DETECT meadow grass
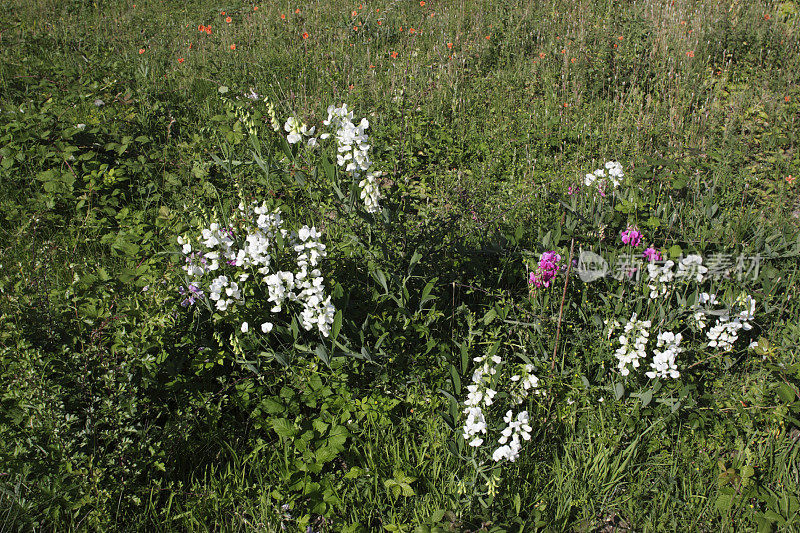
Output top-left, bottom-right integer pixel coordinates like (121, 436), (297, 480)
(1, 0), (799, 530)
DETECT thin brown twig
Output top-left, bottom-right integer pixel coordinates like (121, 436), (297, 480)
(551, 238), (575, 370)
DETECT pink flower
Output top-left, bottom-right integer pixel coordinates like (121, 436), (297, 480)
(529, 251), (563, 288)
(621, 227), (643, 247)
(642, 247), (662, 262)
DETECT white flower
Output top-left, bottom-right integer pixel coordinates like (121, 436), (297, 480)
(284, 116), (303, 144)
(261, 322), (274, 333)
(241, 322), (249, 333)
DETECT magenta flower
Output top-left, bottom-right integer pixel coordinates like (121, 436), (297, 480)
(642, 247), (662, 262)
(529, 251), (563, 288)
(620, 227), (643, 247)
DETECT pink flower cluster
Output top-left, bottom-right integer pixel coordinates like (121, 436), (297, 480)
(642, 247), (662, 262)
(529, 251), (563, 288)
(620, 227), (643, 247)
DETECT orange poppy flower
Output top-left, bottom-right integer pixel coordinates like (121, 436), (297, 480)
(409, 27), (415, 34)
(206, 27), (212, 34)
(539, 52), (545, 58)
(390, 51), (398, 58)
(786, 175), (795, 184)
(399, 27), (403, 31)
(686, 50), (695, 57)
(764, 14), (771, 20)
(349, 84), (355, 90)
(352, 10), (357, 16)
(786, 96), (791, 102)
(570, 57), (576, 63)
(281, 13), (286, 20)
(420, 0), (425, 5)
(485, 35), (490, 40)
(178, 57), (185, 63)
(447, 42), (453, 49)
(221, 11), (225, 15)
(563, 103), (568, 107)
(369, 64), (375, 68)
(295, 8), (300, 13)
(302, 32), (309, 39)
(353, 26), (358, 31)
(254, 6), (258, 11)
(377, 20), (382, 25)
(230, 44), (236, 50)
(198, 24), (205, 32)
(225, 16), (232, 23)
(139, 48), (145, 54)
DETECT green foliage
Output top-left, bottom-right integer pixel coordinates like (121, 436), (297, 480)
(1, 0), (800, 530)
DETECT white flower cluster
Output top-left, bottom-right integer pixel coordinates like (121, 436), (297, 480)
(614, 313), (651, 376)
(460, 352), (540, 463)
(491, 410), (532, 462)
(647, 260), (675, 299)
(676, 254), (708, 283)
(648, 255), (710, 299)
(705, 293), (756, 351)
(284, 116), (318, 147)
(646, 331), (682, 379)
(584, 161), (624, 189)
(462, 351), (500, 448)
(690, 292), (718, 330)
(321, 103), (383, 213)
(177, 201), (336, 337)
(509, 364), (540, 405)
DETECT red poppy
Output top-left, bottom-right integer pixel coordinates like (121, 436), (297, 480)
(178, 57), (185, 63)
(139, 48), (145, 54)
(302, 32), (309, 39)
(230, 44), (236, 50)
(225, 16), (232, 23)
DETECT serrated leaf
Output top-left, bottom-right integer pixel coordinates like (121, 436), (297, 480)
(272, 418), (298, 438)
(777, 383), (796, 403)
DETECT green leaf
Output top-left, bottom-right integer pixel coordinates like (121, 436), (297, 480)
(449, 364), (461, 396)
(640, 389), (653, 407)
(331, 310), (343, 343)
(315, 446), (339, 464)
(272, 418), (298, 438)
(715, 490), (734, 513)
(777, 383), (796, 403)
(614, 382), (625, 401)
